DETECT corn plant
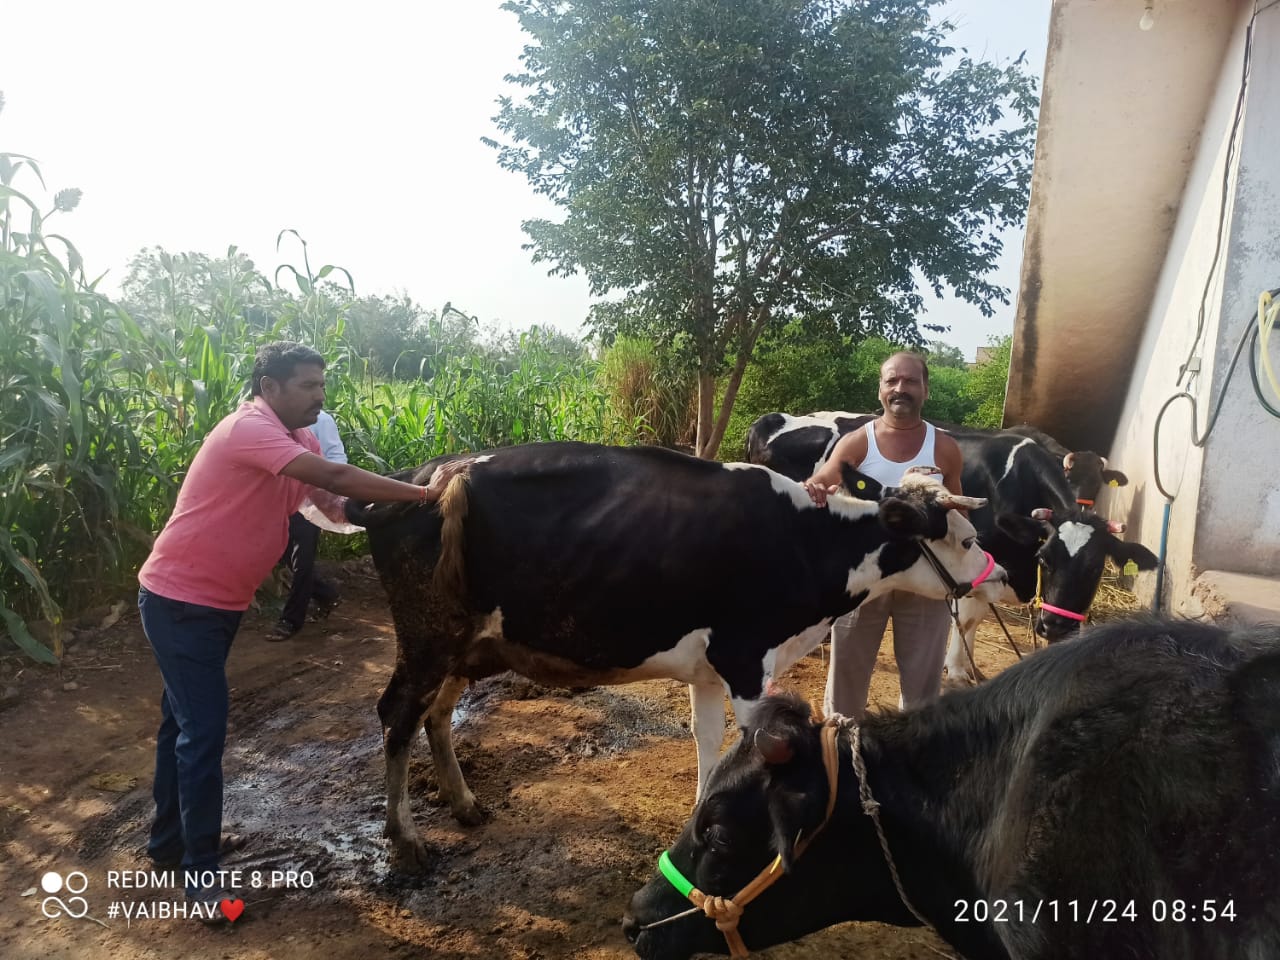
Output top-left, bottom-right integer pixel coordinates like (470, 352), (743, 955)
(1, 139), (139, 661)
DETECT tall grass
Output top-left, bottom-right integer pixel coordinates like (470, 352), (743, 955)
(597, 336), (697, 449)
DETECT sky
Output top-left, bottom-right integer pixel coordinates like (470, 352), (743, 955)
(3, 0), (1051, 362)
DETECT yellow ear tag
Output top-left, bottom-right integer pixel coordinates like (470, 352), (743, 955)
(1108, 479), (1119, 487)
(856, 480), (866, 490)
(1122, 560), (1139, 576)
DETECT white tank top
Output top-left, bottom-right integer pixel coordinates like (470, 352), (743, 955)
(857, 421), (938, 489)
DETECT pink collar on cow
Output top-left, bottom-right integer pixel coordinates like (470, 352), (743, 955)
(1039, 601), (1087, 622)
(971, 550), (997, 589)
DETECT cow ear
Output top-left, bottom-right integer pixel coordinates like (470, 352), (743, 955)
(839, 465), (882, 501)
(1102, 469), (1129, 488)
(878, 497), (929, 537)
(754, 728), (795, 766)
(996, 512), (1046, 545)
(1110, 539), (1158, 571)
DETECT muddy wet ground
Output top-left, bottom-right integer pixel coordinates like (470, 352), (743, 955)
(0, 559), (1027, 959)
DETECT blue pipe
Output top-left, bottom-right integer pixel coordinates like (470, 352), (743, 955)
(1153, 500), (1172, 613)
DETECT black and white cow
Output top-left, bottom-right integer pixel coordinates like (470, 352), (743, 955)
(745, 413), (1158, 683)
(744, 412), (875, 484)
(346, 441), (1004, 869)
(624, 616), (1280, 960)
(1000, 424), (1129, 510)
(746, 413), (1128, 513)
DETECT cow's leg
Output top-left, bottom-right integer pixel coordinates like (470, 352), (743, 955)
(689, 680), (726, 802)
(423, 674), (487, 826)
(378, 663), (441, 872)
(942, 596), (988, 687)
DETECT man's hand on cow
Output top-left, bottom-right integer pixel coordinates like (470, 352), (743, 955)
(424, 458), (475, 500)
(802, 479), (840, 507)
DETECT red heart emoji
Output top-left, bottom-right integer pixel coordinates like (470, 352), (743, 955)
(220, 899), (245, 922)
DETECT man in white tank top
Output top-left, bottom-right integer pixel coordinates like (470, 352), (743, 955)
(801, 352), (965, 718)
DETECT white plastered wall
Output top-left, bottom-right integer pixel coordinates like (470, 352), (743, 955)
(1193, 3), (1280, 579)
(1107, 1), (1278, 610)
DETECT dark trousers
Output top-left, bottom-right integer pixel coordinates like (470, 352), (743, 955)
(139, 587), (241, 888)
(280, 512), (339, 630)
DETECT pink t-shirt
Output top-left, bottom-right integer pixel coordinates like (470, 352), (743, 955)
(138, 397), (322, 610)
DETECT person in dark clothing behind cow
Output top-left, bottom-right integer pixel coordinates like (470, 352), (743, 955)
(136, 341), (470, 918)
(801, 351), (964, 719)
(271, 408), (347, 640)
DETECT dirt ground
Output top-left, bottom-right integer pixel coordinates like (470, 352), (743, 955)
(0, 559), (1026, 960)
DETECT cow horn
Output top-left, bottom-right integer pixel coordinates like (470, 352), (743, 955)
(753, 728), (794, 766)
(1100, 455), (1110, 469)
(1030, 508), (1054, 522)
(936, 492), (987, 511)
(1063, 452), (1075, 470)
(1107, 520), (1127, 534)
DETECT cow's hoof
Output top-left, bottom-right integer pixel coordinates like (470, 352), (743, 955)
(451, 800), (489, 827)
(941, 670), (979, 690)
(389, 836), (436, 874)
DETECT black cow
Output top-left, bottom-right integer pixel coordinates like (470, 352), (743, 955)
(745, 413), (1158, 682)
(625, 616), (1280, 960)
(347, 441), (1002, 869)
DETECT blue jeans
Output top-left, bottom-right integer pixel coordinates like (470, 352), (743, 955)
(138, 588), (242, 886)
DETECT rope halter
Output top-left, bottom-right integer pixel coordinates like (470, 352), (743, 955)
(916, 542), (998, 602)
(642, 720), (841, 958)
(641, 714), (955, 959)
(1033, 556), (1088, 623)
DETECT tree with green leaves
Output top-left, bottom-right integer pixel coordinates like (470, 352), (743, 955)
(489, 0), (1037, 457)
(963, 333), (1011, 428)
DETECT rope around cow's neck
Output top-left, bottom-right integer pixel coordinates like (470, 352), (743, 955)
(842, 719), (930, 927)
(839, 718), (962, 960)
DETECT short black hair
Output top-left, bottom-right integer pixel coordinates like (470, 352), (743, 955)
(881, 350), (929, 386)
(251, 341), (325, 396)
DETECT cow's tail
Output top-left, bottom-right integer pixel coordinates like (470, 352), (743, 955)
(430, 472), (471, 602)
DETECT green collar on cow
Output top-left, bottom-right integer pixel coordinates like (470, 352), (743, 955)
(658, 849), (694, 899)
(644, 720), (841, 958)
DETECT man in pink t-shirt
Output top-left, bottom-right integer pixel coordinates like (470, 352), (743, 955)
(137, 341), (468, 916)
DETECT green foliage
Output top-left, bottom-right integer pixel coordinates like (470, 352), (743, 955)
(926, 340), (968, 370)
(120, 245), (278, 329)
(924, 365), (978, 424)
(1, 141), (143, 661)
(489, 0), (1038, 456)
(328, 325), (631, 468)
(343, 295), (479, 380)
(597, 336), (697, 447)
(718, 328), (895, 460)
(962, 334), (1012, 427)
(716, 326), (1011, 456)
(0, 128), (625, 660)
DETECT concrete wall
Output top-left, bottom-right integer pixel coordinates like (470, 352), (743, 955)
(1004, 0), (1239, 453)
(1195, 5), (1280, 578)
(1107, 1), (1277, 610)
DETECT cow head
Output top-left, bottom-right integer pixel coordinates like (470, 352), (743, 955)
(624, 697), (853, 959)
(997, 508), (1158, 640)
(858, 471), (1006, 604)
(1062, 451), (1129, 509)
